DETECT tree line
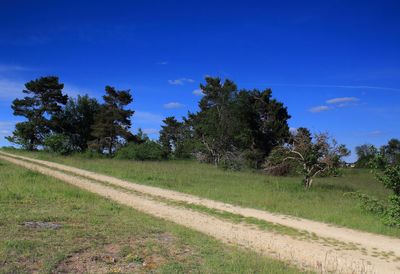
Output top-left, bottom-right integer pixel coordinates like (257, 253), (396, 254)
(6, 76), (351, 182)
(5, 75), (399, 226)
(7, 76), (136, 155)
(355, 139), (400, 168)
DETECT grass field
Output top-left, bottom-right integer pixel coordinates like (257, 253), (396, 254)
(2, 149), (399, 239)
(0, 159), (303, 273)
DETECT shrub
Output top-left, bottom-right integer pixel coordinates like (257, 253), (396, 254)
(375, 162), (400, 226)
(115, 141), (164, 161)
(344, 192), (386, 215)
(43, 134), (72, 155)
(376, 164), (400, 196)
(383, 195), (400, 227)
(219, 151), (244, 171)
(264, 162), (293, 176)
(263, 148), (299, 176)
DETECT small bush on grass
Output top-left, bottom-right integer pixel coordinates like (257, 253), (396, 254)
(43, 134), (73, 155)
(383, 196), (400, 227)
(348, 160), (400, 228)
(115, 141), (164, 161)
(344, 192), (386, 215)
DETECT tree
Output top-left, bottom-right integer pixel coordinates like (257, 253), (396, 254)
(381, 139), (400, 165)
(136, 128), (150, 143)
(90, 86), (134, 154)
(6, 76), (68, 150)
(159, 116), (188, 157)
(53, 95), (100, 151)
(189, 77), (240, 165)
(266, 128), (350, 189)
(355, 144), (377, 167)
(236, 88), (291, 167)
(188, 77), (290, 167)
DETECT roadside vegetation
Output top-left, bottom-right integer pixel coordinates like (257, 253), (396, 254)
(3, 148), (400, 238)
(0, 159), (302, 274)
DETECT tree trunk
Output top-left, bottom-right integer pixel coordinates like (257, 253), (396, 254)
(304, 175), (313, 189)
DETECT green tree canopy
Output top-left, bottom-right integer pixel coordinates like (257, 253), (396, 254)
(90, 86), (134, 154)
(187, 77), (290, 167)
(6, 76), (68, 150)
(53, 95), (101, 151)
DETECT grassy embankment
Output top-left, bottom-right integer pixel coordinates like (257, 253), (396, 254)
(2, 148), (399, 238)
(0, 159), (302, 273)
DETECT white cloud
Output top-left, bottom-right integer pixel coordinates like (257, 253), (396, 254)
(269, 83), (400, 92)
(0, 121), (17, 138)
(289, 127), (298, 134)
(156, 61), (168, 65)
(142, 128), (159, 135)
(192, 89), (204, 96)
(354, 130), (386, 137)
(134, 111), (163, 123)
(168, 78), (194, 85)
(63, 83), (94, 98)
(0, 78), (24, 99)
(364, 130), (384, 137)
(0, 79), (92, 100)
(0, 64), (30, 72)
(309, 96), (361, 113)
(326, 97), (359, 104)
(309, 105), (331, 113)
(163, 102), (185, 109)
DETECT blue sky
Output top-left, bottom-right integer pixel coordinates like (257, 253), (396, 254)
(0, 0), (399, 161)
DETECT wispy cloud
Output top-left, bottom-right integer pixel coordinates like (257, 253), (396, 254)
(156, 61), (168, 65)
(0, 79), (93, 100)
(0, 78), (24, 99)
(310, 96), (361, 113)
(367, 130), (384, 137)
(134, 111), (163, 123)
(163, 102), (185, 109)
(0, 64), (31, 73)
(309, 105), (331, 113)
(355, 130), (386, 137)
(326, 97), (359, 104)
(142, 128), (159, 135)
(192, 89), (204, 96)
(269, 83), (400, 92)
(63, 83), (94, 98)
(0, 121), (17, 139)
(168, 78), (194, 85)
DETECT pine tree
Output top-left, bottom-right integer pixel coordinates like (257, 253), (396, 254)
(90, 86), (134, 154)
(6, 76), (68, 150)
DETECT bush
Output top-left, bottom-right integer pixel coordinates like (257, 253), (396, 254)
(344, 192), (386, 215)
(383, 195), (400, 227)
(219, 151), (244, 171)
(76, 149), (105, 159)
(263, 148), (299, 176)
(376, 164), (400, 196)
(115, 141), (164, 161)
(264, 162), (293, 176)
(43, 134), (72, 155)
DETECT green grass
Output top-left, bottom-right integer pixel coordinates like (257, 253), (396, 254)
(0, 159), (303, 273)
(3, 148), (400, 238)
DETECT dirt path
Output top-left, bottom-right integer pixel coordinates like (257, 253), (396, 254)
(1, 152), (400, 273)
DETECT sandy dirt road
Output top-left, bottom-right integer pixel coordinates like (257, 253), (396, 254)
(1, 151), (400, 273)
